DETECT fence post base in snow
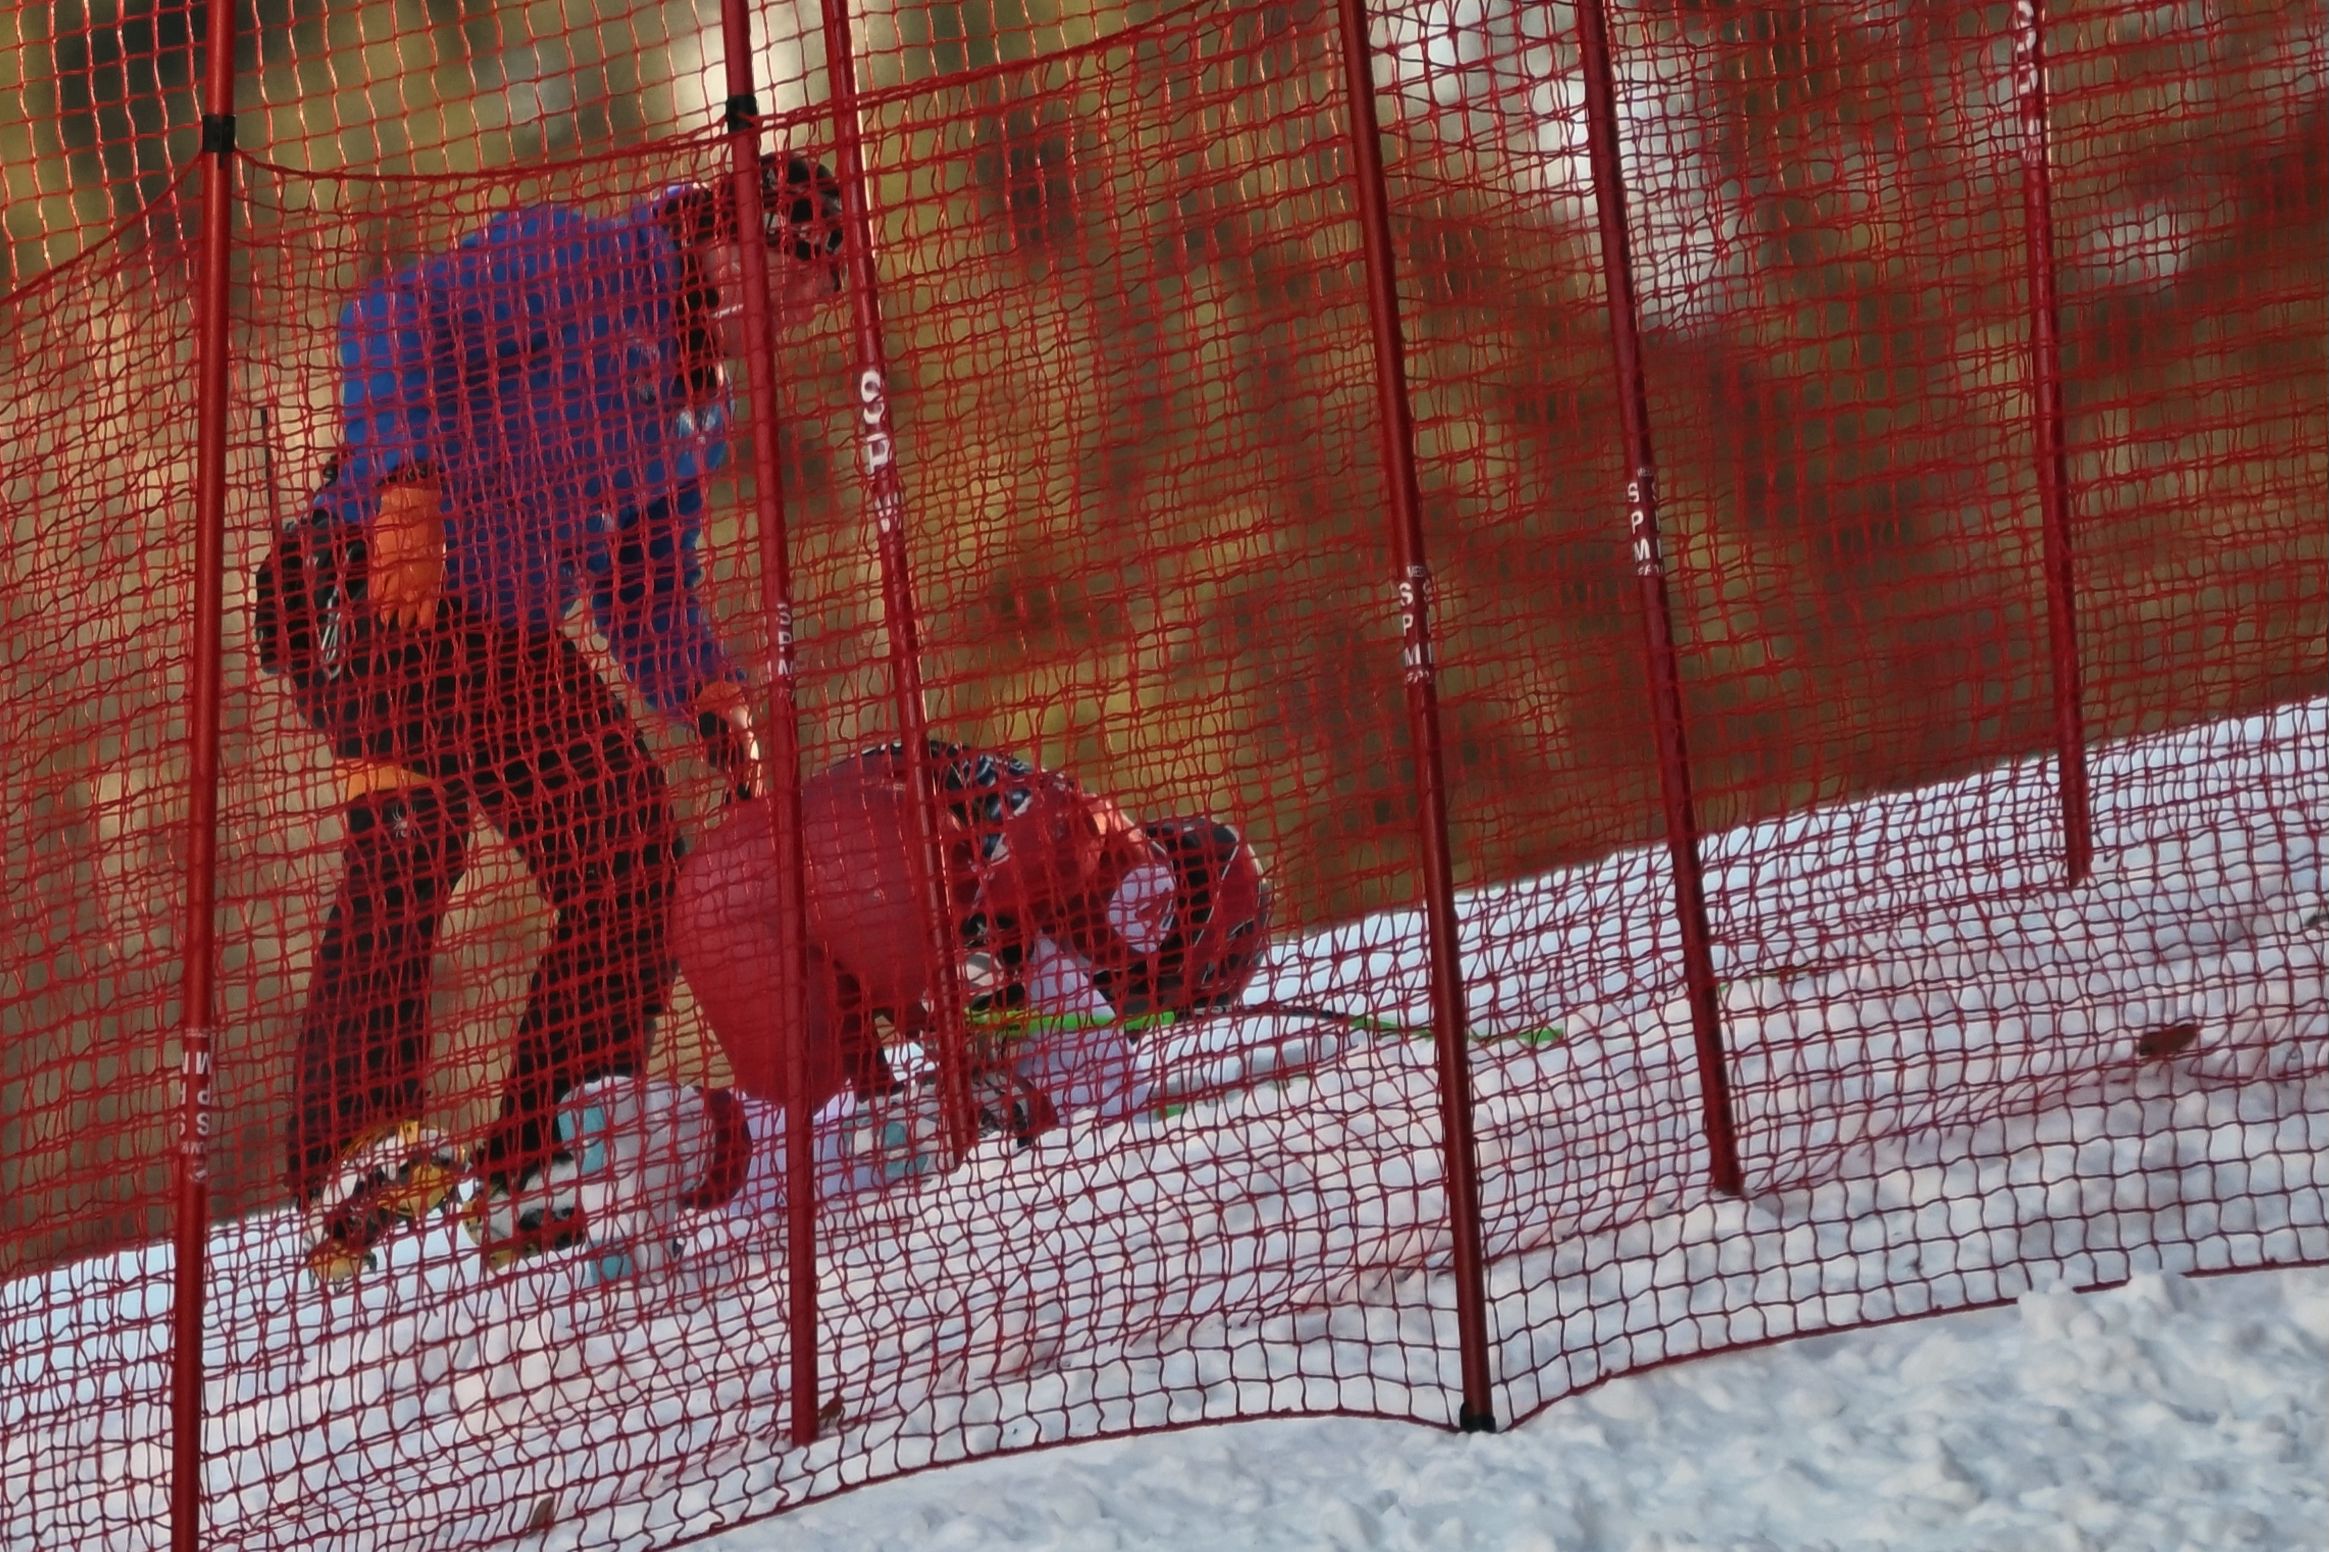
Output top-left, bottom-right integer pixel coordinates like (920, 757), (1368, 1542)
(1328, 0), (1500, 1430)
(2011, 0), (2095, 889)
(171, 1), (245, 1546)
(1574, 0), (1744, 1200)
(714, 0), (825, 1450)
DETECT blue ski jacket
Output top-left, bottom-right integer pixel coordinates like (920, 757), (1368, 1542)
(316, 200), (737, 719)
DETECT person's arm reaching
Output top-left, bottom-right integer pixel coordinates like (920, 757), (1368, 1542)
(586, 486), (759, 799)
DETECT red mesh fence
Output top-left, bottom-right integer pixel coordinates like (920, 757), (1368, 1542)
(2, 0), (2323, 1547)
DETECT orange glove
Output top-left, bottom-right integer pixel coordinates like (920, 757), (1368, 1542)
(368, 472), (445, 630)
(692, 679), (764, 803)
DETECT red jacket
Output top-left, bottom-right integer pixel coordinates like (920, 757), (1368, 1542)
(673, 743), (1147, 1105)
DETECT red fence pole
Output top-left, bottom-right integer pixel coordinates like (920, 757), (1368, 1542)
(1327, 0), (1496, 1433)
(1574, 0), (1743, 1197)
(2011, 0), (2094, 887)
(715, 0), (825, 1449)
(172, 0), (241, 1543)
(812, 0), (979, 1167)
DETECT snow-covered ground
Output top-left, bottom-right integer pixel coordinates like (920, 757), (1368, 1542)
(3, 697), (2322, 1552)
(712, 1261), (2329, 1552)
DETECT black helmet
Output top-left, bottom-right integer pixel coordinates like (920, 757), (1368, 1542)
(1093, 817), (1272, 1021)
(656, 153), (843, 271)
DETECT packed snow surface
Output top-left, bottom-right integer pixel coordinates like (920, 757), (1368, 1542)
(4, 698), (2322, 1551)
(711, 1262), (2329, 1552)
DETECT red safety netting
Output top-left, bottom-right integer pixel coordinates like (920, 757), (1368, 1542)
(2, 0), (2322, 1547)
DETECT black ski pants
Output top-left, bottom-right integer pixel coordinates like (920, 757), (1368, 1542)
(257, 514), (682, 1201)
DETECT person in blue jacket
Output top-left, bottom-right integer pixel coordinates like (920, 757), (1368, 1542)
(254, 155), (843, 1280)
